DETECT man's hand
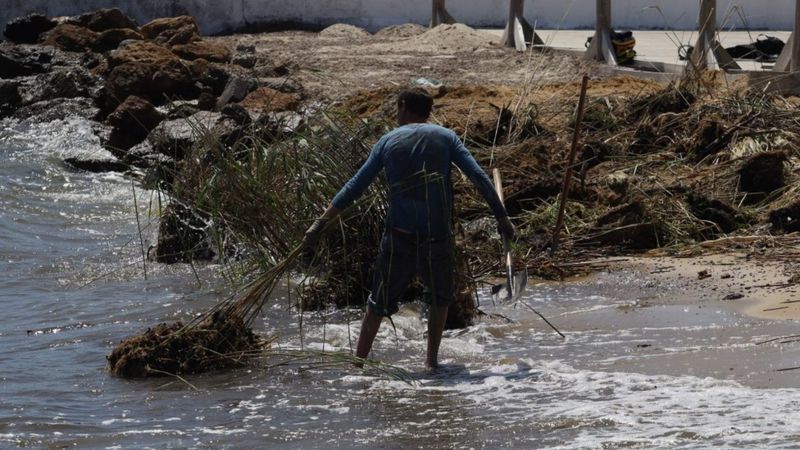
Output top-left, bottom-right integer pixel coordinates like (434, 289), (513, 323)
(301, 218), (329, 261)
(497, 216), (515, 240)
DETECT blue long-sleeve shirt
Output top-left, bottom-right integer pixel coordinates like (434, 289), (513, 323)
(332, 123), (508, 238)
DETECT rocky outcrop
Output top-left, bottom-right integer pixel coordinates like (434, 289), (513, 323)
(41, 24), (99, 53)
(140, 16), (200, 45)
(105, 95), (166, 153)
(4, 14), (57, 44)
(74, 8), (138, 33)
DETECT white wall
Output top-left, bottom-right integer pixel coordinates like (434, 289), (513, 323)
(1, 0), (795, 36)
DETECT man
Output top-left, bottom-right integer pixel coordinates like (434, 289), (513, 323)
(302, 88), (514, 369)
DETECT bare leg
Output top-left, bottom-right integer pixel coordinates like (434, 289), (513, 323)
(355, 308), (383, 366)
(426, 305), (449, 369)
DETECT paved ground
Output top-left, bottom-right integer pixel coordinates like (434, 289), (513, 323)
(484, 29), (792, 72)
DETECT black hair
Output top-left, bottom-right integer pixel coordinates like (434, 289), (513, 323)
(397, 88), (433, 118)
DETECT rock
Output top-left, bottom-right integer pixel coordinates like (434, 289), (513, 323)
(698, 270), (712, 280)
(214, 76), (253, 110)
(165, 101), (200, 119)
(235, 43), (256, 53)
(4, 14), (57, 44)
(41, 24), (99, 52)
(153, 203), (214, 264)
(0, 45), (51, 78)
(197, 63), (230, 96)
(220, 103), (252, 126)
(13, 97), (100, 122)
(232, 54), (256, 68)
(172, 41), (231, 63)
(166, 25), (201, 46)
(723, 293), (744, 301)
(75, 8), (138, 32)
(64, 156), (128, 173)
(105, 96), (166, 153)
(93, 28), (143, 52)
(20, 67), (98, 104)
(148, 111), (244, 161)
(104, 41), (199, 107)
(0, 80), (21, 117)
(197, 92), (217, 110)
(257, 77), (304, 94)
(240, 87), (300, 113)
(140, 16), (200, 44)
(738, 151), (787, 198)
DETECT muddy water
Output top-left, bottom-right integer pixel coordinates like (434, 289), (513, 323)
(2, 116), (800, 449)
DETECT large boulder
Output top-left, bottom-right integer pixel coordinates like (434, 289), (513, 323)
(74, 8), (138, 32)
(93, 28), (143, 53)
(40, 24), (99, 52)
(4, 14), (57, 44)
(105, 95), (166, 152)
(171, 40), (231, 63)
(104, 41), (200, 107)
(140, 16), (200, 44)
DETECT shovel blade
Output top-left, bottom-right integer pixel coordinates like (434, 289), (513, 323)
(491, 270), (528, 303)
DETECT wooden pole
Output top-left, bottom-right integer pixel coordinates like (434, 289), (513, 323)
(585, 0), (616, 65)
(501, 0), (544, 51)
(690, 0), (740, 71)
(430, 0), (456, 27)
(551, 75), (589, 256)
(776, 0), (800, 72)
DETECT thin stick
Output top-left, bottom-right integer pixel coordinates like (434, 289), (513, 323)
(551, 74), (590, 256)
(518, 299), (565, 339)
(130, 179), (148, 280)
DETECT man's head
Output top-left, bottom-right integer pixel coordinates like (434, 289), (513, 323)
(397, 88), (433, 125)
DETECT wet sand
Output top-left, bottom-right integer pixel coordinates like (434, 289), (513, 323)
(558, 254), (800, 389)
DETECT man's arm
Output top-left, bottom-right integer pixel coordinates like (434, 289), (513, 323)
(450, 133), (515, 238)
(302, 142), (385, 248)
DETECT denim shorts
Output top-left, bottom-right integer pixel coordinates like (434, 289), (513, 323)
(368, 229), (455, 317)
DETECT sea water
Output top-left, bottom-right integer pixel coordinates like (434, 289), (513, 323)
(2, 115), (800, 449)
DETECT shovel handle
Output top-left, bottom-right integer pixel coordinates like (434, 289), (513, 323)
(492, 169), (515, 296)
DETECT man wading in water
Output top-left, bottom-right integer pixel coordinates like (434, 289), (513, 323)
(302, 88), (514, 369)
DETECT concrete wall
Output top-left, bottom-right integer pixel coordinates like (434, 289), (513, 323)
(1, 0), (795, 36)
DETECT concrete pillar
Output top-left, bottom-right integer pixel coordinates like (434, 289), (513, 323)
(585, 0), (616, 65)
(690, 0), (740, 71)
(431, 0), (456, 27)
(774, 0), (800, 72)
(501, 0), (544, 52)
